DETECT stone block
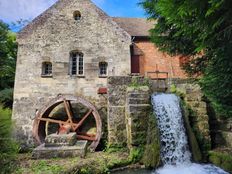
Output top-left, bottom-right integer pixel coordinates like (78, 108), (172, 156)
(108, 106), (127, 146)
(32, 140), (88, 159)
(127, 98), (150, 105)
(108, 86), (127, 106)
(108, 76), (132, 86)
(127, 104), (151, 114)
(128, 93), (150, 99)
(45, 132), (77, 147)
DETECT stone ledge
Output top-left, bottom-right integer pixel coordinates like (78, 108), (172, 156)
(32, 140), (88, 159)
(45, 132), (77, 147)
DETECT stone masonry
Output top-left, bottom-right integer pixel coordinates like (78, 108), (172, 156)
(169, 79), (211, 157)
(13, 0), (131, 147)
(126, 86), (150, 147)
(107, 76), (151, 147)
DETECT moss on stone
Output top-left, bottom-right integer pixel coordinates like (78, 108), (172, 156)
(170, 84), (185, 98)
(128, 77), (150, 89)
(208, 150), (232, 173)
(142, 112), (161, 168)
(179, 98), (210, 161)
(181, 101), (203, 162)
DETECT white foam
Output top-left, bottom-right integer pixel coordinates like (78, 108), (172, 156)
(152, 94), (191, 165)
(154, 163), (228, 174)
(151, 93), (229, 174)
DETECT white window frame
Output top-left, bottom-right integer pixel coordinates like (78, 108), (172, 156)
(70, 52), (84, 77)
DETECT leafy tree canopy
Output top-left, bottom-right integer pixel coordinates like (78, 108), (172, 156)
(0, 20), (17, 108)
(140, 0), (232, 117)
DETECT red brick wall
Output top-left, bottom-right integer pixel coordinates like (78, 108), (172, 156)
(134, 40), (187, 79)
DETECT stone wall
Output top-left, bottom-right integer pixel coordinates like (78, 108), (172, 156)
(126, 86), (150, 147)
(13, 0), (131, 148)
(169, 79), (211, 159)
(107, 76), (151, 147)
(210, 116), (232, 149)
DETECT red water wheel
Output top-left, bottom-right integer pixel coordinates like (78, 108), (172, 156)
(33, 95), (102, 151)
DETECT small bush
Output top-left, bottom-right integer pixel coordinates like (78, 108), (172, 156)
(0, 105), (19, 173)
(0, 88), (14, 108)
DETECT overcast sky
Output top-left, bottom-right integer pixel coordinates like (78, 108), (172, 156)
(0, 0), (145, 30)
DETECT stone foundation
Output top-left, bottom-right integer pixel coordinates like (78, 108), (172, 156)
(169, 79), (211, 159)
(107, 76), (151, 147)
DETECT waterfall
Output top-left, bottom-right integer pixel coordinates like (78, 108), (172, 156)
(151, 93), (229, 174)
(152, 93), (191, 165)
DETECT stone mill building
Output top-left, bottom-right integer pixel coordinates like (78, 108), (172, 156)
(12, 0), (187, 148)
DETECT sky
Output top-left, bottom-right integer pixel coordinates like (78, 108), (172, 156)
(0, 0), (146, 31)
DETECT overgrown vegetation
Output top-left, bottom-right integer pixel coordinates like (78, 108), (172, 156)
(129, 76), (150, 88)
(0, 20), (17, 108)
(208, 150), (232, 173)
(0, 105), (19, 174)
(140, 0), (232, 118)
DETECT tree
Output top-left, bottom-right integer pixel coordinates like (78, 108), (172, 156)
(0, 20), (17, 108)
(140, 0), (232, 117)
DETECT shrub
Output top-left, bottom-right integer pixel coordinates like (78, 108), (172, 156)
(0, 105), (19, 173)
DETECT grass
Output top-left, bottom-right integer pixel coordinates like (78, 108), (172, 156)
(15, 150), (131, 174)
(0, 105), (19, 174)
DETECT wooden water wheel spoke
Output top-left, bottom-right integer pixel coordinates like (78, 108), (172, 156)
(73, 109), (93, 131)
(63, 99), (73, 123)
(38, 117), (78, 128)
(68, 101), (74, 117)
(76, 135), (96, 141)
(38, 117), (67, 125)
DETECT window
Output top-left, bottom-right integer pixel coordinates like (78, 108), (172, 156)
(99, 62), (108, 77)
(70, 52), (84, 76)
(42, 62), (52, 76)
(73, 11), (81, 21)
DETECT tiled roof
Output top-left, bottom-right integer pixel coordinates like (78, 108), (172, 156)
(113, 17), (155, 37)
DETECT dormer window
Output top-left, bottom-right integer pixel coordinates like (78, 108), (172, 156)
(73, 11), (81, 21)
(42, 62), (52, 77)
(99, 62), (108, 77)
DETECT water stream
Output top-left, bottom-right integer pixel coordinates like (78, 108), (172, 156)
(114, 93), (229, 174)
(151, 93), (229, 174)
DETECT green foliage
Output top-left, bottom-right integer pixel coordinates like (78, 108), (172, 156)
(0, 105), (19, 173)
(0, 20), (17, 108)
(170, 84), (185, 98)
(129, 147), (144, 163)
(140, 0), (232, 117)
(31, 160), (64, 174)
(15, 160), (65, 174)
(0, 88), (14, 108)
(129, 76), (150, 88)
(208, 150), (232, 173)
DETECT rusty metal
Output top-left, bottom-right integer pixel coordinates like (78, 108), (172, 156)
(33, 95), (102, 151)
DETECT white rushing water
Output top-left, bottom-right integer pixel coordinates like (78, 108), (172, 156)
(151, 93), (229, 174)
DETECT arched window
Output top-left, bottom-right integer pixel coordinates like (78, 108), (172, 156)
(42, 62), (52, 76)
(70, 52), (84, 76)
(73, 11), (81, 21)
(99, 62), (108, 77)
